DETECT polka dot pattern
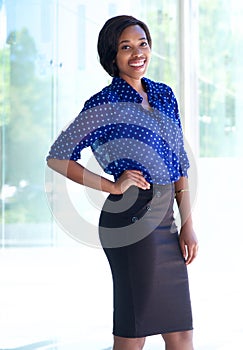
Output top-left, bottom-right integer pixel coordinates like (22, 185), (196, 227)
(47, 77), (190, 184)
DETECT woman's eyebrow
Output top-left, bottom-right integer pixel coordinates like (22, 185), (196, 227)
(119, 37), (147, 45)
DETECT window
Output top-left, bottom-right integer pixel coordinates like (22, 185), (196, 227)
(199, 0), (243, 157)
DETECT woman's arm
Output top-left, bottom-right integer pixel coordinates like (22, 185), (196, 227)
(47, 158), (115, 193)
(47, 158), (150, 195)
(174, 176), (199, 264)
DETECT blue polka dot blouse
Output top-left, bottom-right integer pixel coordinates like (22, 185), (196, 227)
(47, 76), (190, 185)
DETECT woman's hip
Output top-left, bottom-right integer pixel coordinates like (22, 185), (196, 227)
(99, 183), (177, 248)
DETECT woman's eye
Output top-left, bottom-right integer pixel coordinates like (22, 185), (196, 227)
(121, 45), (130, 50)
(141, 41), (148, 47)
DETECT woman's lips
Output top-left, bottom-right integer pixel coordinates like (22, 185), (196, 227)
(129, 59), (146, 67)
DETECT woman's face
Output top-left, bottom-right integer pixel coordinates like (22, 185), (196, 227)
(115, 25), (151, 83)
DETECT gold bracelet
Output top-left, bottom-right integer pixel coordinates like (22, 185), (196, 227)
(174, 189), (189, 197)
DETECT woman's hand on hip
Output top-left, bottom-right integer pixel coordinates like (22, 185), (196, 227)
(111, 170), (150, 194)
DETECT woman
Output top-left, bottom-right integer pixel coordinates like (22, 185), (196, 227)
(47, 15), (198, 350)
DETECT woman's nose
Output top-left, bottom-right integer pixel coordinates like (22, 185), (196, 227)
(132, 47), (143, 57)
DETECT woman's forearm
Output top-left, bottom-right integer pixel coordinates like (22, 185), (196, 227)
(47, 158), (115, 193)
(174, 176), (193, 227)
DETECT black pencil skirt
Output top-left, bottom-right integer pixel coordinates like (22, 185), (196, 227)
(99, 184), (193, 338)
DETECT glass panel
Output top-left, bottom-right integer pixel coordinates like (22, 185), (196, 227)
(0, 0), (55, 247)
(199, 0), (243, 157)
(195, 1), (243, 349)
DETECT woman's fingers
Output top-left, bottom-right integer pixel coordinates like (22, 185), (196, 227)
(179, 227), (199, 265)
(125, 170), (150, 190)
(115, 170), (150, 193)
(180, 240), (187, 261)
(185, 243), (198, 264)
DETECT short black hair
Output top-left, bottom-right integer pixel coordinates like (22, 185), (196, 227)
(97, 15), (152, 77)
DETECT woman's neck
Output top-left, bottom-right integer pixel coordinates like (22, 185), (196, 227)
(120, 76), (144, 94)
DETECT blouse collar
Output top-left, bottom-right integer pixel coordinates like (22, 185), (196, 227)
(111, 76), (160, 104)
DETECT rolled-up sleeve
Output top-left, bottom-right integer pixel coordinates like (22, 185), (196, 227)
(46, 102), (115, 162)
(46, 113), (91, 161)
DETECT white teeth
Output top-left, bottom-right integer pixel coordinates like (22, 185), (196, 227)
(129, 61), (145, 67)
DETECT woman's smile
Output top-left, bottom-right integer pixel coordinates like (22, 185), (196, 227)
(129, 58), (146, 68)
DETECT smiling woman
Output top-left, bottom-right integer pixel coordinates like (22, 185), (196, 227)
(1, 1), (242, 349)
(46, 14), (198, 350)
